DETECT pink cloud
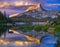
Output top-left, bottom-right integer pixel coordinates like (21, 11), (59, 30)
(0, 1), (35, 8)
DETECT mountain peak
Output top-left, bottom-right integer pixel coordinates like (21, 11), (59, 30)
(25, 3), (40, 12)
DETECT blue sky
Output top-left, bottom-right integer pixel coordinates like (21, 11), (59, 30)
(41, 0), (60, 10)
(0, 0), (60, 16)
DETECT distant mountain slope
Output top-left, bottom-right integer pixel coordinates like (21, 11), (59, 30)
(10, 4), (59, 22)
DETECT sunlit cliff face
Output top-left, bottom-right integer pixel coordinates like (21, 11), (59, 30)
(9, 3), (40, 18)
(9, 13), (19, 18)
(25, 3), (40, 11)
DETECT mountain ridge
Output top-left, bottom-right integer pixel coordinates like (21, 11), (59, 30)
(10, 4), (59, 22)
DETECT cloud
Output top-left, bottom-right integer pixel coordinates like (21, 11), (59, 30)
(45, 4), (60, 6)
(0, 2), (10, 8)
(0, 1), (35, 8)
(42, 3), (60, 10)
(11, 1), (33, 6)
(0, 0), (60, 15)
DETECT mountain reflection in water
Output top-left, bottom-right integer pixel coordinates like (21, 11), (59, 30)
(0, 29), (58, 47)
(0, 29), (40, 47)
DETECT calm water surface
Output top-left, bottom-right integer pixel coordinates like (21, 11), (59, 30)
(0, 29), (58, 47)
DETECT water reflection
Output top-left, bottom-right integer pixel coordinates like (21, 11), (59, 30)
(0, 25), (7, 36)
(9, 29), (40, 44)
(0, 29), (38, 47)
(0, 39), (9, 45)
(0, 39), (33, 46)
(9, 29), (20, 34)
(0, 24), (58, 47)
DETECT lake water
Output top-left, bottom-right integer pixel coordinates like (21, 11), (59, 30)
(0, 29), (58, 47)
(0, 22), (58, 47)
(15, 22), (46, 25)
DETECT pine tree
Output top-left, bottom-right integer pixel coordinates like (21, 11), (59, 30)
(0, 11), (7, 37)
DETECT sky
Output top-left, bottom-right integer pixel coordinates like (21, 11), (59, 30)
(0, 0), (60, 16)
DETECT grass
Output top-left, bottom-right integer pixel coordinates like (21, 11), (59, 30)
(19, 25), (60, 37)
(19, 25), (60, 31)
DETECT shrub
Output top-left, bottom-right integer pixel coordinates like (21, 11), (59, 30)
(34, 26), (42, 32)
(19, 26), (33, 30)
(56, 40), (60, 47)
